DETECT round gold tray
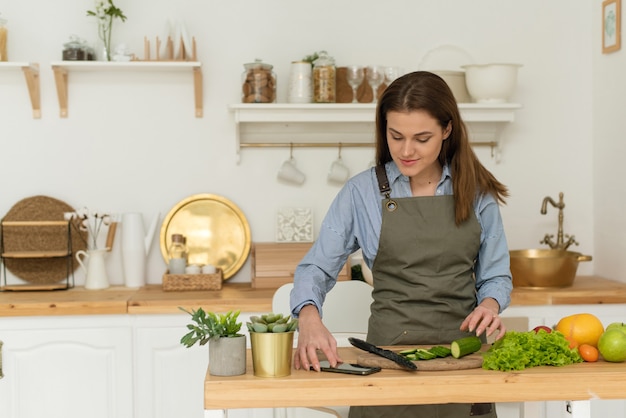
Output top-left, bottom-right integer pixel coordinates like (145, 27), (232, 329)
(159, 194), (251, 280)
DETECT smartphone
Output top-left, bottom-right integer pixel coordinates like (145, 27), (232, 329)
(313, 360), (381, 375)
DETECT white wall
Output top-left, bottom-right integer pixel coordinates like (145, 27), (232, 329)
(593, 0), (626, 282)
(1, 0), (604, 286)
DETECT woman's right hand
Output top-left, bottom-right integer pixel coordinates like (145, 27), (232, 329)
(294, 304), (343, 372)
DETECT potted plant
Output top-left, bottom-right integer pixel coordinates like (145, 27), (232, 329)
(247, 313), (298, 377)
(180, 307), (246, 376)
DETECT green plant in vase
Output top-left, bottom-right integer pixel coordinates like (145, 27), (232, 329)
(180, 308), (243, 346)
(247, 313), (298, 377)
(180, 307), (246, 376)
(87, 0), (127, 61)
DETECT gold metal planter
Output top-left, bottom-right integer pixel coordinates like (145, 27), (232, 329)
(250, 331), (294, 377)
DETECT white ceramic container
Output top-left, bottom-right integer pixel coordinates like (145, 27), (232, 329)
(461, 63), (522, 103)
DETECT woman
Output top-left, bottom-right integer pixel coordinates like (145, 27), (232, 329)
(290, 71), (512, 417)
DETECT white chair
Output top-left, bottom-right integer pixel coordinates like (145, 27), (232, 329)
(271, 279), (374, 418)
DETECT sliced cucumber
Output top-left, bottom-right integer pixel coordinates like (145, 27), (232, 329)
(414, 349), (437, 360)
(428, 346), (452, 358)
(450, 336), (482, 359)
(398, 348), (417, 355)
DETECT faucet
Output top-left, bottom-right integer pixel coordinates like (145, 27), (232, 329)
(539, 192), (578, 250)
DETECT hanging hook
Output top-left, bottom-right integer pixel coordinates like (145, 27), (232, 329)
(289, 142), (294, 159)
(337, 142), (343, 159)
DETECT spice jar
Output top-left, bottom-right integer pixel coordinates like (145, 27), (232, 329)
(0, 16), (8, 62)
(62, 36), (86, 61)
(241, 58), (277, 103)
(313, 51), (336, 103)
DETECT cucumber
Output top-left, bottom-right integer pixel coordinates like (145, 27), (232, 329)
(450, 336), (482, 358)
(428, 346), (452, 358)
(414, 348), (437, 360)
(398, 348), (417, 355)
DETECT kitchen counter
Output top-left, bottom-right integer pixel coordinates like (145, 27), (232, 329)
(204, 346), (626, 418)
(0, 276), (625, 317)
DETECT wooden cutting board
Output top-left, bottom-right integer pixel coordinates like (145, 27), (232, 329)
(355, 346), (486, 371)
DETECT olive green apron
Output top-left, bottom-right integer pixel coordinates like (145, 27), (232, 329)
(348, 167), (497, 418)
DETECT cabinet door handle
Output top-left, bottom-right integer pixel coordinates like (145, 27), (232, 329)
(0, 340), (3, 379)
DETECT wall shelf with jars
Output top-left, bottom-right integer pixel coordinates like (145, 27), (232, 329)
(0, 62), (41, 119)
(229, 102), (522, 161)
(50, 61), (203, 118)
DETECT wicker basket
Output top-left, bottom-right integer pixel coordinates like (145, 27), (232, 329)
(162, 268), (223, 291)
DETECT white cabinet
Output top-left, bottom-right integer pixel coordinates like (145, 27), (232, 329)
(0, 315), (133, 418)
(132, 313), (264, 418)
(1, 305), (624, 418)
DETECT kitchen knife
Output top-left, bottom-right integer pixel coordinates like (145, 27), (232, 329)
(348, 337), (418, 371)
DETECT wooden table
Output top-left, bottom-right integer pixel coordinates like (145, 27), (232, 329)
(204, 347), (626, 418)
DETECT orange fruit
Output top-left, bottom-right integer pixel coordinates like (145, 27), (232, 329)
(578, 344), (599, 362)
(555, 313), (605, 348)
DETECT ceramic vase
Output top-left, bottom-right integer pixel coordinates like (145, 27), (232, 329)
(208, 335), (247, 376)
(249, 331), (294, 377)
(76, 249), (110, 290)
(120, 212), (159, 288)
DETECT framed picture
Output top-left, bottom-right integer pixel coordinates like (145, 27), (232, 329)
(276, 207), (313, 242)
(603, 0), (621, 53)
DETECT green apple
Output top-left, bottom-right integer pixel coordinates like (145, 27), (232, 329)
(598, 328), (626, 362)
(606, 322), (626, 331)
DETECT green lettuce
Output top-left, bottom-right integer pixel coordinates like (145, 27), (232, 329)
(482, 329), (583, 371)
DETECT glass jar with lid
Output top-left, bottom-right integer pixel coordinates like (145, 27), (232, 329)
(62, 36), (86, 61)
(0, 15), (8, 62)
(241, 58), (277, 103)
(168, 233), (188, 274)
(313, 51), (336, 103)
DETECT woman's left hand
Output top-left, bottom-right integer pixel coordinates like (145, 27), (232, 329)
(460, 298), (506, 340)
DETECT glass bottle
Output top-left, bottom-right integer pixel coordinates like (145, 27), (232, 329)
(168, 233), (187, 274)
(0, 16), (8, 62)
(313, 51), (336, 103)
(241, 58), (277, 103)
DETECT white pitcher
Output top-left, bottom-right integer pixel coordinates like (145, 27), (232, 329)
(120, 212), (159, 288)
(76, 249), (110, 290)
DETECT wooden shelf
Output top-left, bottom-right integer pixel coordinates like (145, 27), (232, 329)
(2, 251), (71, 259)
(0, 62), (41, 118)
(229, 103), (522, 161)
(50, 61), (203, 118)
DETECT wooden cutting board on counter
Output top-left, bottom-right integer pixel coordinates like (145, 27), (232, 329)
(355, 346), (487, 371)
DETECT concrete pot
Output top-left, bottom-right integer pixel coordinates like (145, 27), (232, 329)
(208, 335), (247, 376)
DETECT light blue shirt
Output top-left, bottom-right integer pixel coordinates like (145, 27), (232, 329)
(291, 161), (512, 317)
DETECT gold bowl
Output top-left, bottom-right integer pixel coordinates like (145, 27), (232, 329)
(509, 249), (592, 288)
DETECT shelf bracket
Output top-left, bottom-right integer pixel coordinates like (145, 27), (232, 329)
(52, 65), (69, 118)
(193, 66), (203, 118)
(21, 63), (41, 119)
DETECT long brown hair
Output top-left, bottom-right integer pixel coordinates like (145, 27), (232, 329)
(375, 71), (508, 224)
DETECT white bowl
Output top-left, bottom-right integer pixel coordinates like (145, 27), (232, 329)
(461, 63), (522, 103)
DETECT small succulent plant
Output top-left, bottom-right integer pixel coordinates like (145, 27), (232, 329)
(246, 313), (298, 333)
(179, 307), (243, 347)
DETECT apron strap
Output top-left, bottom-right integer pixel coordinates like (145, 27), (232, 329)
(375, 165), (391, 198)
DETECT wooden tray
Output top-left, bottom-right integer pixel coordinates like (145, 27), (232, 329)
(355, 345), (486, 371)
